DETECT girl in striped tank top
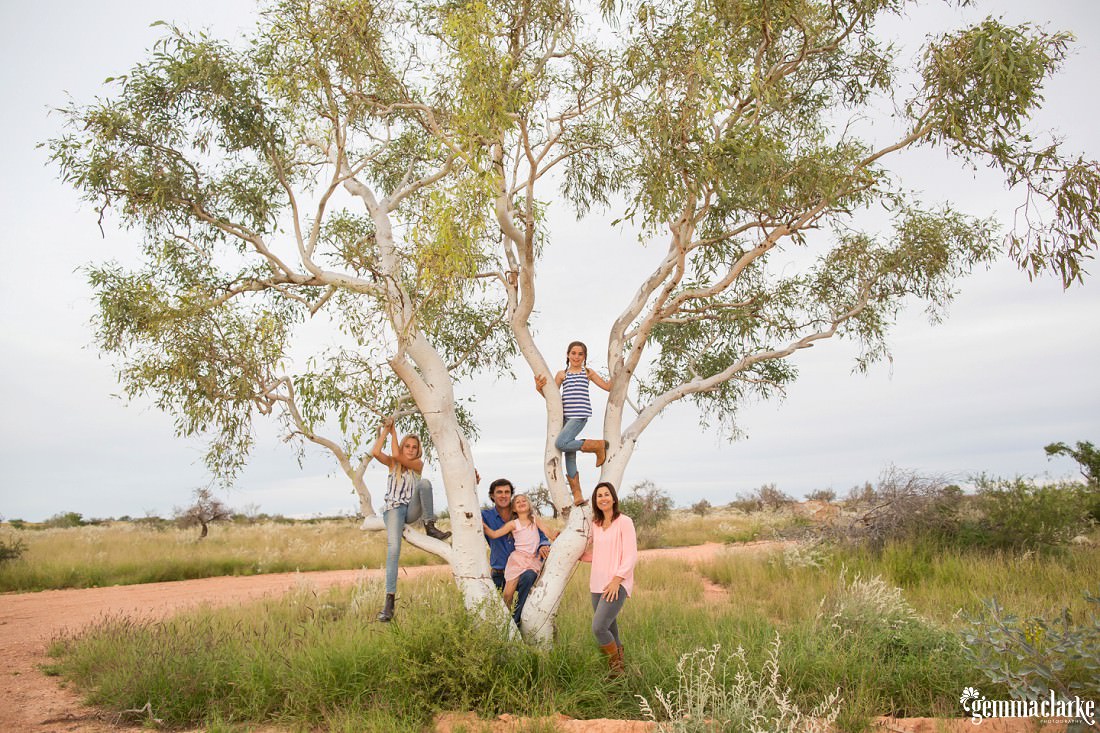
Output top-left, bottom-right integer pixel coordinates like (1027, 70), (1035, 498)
(534, 341), (611, 506)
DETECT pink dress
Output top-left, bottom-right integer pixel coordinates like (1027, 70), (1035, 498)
(504, 519), (543, 582)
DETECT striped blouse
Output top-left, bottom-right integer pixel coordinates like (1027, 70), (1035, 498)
(561, 369), (592, 419)
(382, 469), (418, 512)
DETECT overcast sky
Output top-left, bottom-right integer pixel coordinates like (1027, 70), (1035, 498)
(1, 1), (1097, 522)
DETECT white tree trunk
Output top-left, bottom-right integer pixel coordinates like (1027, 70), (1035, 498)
(519, 504), (590, 646)
(348, 185), (510, 625)
(431, 429), (503, 618)
(357, 408), (509, 626)
(399, 334), (510, 624)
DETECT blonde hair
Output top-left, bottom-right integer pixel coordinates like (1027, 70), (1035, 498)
(393, 434), (422, 483)
(510, 493), (534, 523)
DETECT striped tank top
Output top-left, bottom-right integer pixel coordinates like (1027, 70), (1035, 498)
(561, 369), (592, 419)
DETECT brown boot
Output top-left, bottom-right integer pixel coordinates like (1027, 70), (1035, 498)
(567, 474), (586, 506)
(377, 593), (395, 622)
(424, 520), (451, 541)
(580, 439), (608, 467)
(599, 640), (624, 677)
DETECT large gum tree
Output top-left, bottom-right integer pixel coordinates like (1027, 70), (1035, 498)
(450, 0), (1098, 642)
(50, 0), (521, 617)
(51, 0), (1098, 644)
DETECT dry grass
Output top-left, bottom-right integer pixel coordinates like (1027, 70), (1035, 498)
(0, 519), (443, 591)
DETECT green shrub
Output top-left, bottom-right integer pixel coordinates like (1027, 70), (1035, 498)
(727, 496), (762, 513)
(729, 484), (795, 514)
(828, 469), (1093, 553)
(133, 514), (172, 531)
(972, 477), (1093, 550)
(43, 511), (86, 529)
(620, 480), (674, 547)
(961, 591), (1100, 701)
(690, 499), (712, 517)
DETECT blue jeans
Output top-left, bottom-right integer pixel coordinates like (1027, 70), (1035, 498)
(555, 417), (587, 478)
(406, 478), (437, 523)
(492, 567), (538, 626)
(382, 479), (438, 594)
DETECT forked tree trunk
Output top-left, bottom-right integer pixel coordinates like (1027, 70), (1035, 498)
(519, 449), (629, 646)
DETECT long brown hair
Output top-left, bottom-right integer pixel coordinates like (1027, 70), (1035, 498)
(590, 481), (620, 525)
(565, 340), (587, 369)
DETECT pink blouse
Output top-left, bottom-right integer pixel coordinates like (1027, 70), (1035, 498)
(583, 514), (638, 597)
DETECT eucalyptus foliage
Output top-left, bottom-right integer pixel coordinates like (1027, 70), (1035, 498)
(50, 1), (519, 482)
(579, 0), (1097, 440)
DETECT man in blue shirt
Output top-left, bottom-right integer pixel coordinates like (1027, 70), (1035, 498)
(482, 477), (551, 625)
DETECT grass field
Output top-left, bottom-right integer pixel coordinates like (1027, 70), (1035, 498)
(0, 519), (441, 592)
(0, 509), (798, 592)
(42, 532), (1100, 732)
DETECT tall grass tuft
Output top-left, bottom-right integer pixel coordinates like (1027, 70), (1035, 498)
(691, 542), (1100, 728)
(832, 539), (1100, 622)
(47, 575), (625, 730)
(638, 636), (841, 733)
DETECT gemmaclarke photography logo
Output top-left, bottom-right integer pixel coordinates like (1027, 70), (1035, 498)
(960, 686), (1097, 726)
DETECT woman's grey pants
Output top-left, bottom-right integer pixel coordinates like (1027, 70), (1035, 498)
(590, 591), (627, 646)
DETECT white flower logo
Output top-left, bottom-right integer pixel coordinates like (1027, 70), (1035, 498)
(960, 687), (981, 709)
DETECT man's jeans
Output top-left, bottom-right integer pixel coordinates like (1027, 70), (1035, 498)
(492, 567), (538, 625)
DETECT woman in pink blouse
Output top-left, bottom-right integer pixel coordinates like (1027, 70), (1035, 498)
(581, 481), (637, 676)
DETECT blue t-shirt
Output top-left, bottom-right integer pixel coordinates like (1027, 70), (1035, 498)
(482, 506), (550, 570)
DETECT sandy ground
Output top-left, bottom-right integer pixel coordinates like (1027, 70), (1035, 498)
(0, 541), (1078, 732)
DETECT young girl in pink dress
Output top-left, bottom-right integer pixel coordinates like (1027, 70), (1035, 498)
(482, 494), (559, 609)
